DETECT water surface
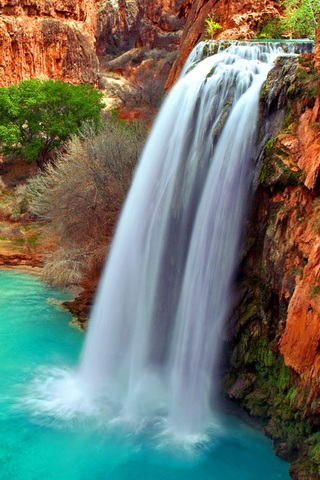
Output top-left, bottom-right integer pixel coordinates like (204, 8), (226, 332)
(0, 271), (290, 480)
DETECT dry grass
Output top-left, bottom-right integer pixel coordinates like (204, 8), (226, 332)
(0, 183), (31, 222)
(41, 248), (85, 286)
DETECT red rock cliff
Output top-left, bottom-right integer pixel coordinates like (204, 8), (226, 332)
(223, 37), (320, 478)
(276, 33), (320, 384)
(230, 35), (320, 390)
(95, 0), (186, 55)
(241, 28), (320, 387)
(0, 0), (99, 86)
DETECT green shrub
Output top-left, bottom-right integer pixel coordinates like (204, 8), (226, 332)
(258, 0), (320, 40)
(0, 79), (104, 166)
(282, 0), (320, 40)
(258, 18), (285, 39)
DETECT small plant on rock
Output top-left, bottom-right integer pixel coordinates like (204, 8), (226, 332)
(205, 15), (223, 39)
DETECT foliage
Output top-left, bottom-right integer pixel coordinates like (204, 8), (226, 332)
(205, 15), (223, 39)
(0, 79), (104, 165)
(258, 0), (320, 40)
(281, 0), (320, 40)
(27, 116), (147, 286)
(258, 17), (284, 39)
(308, 278), (320, 298)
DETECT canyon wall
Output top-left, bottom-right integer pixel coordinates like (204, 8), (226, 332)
(95, 0), (186, 55)
(0, 0), (188, 88)
(0, 0), (283, 88)
(0, 0), (99, 86)
(277, 30), (320, 388)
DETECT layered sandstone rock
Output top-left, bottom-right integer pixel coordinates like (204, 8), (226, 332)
(240, 47), (320, 384)
(166, 0), (281, 89)
(0, 0), (99, 86)
(96, 0), (186, 55)
(222, 45), (320, 477)
(276, 107), (320, 383)
(275, 30), (320, 387)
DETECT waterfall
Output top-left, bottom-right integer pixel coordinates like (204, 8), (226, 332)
(27, 41), (310, 440)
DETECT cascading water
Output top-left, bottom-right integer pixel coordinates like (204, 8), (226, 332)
(26, 41), (311, 441)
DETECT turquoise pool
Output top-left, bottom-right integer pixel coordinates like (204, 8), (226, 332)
(0, 270), (290, 480)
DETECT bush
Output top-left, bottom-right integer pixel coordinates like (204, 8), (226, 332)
(41, 248), (85, 287)
(258, 18), (285, 39)
(115, 76), (165, 109)
(0, 79), (104, 166)
(258, 0), (320, 40)
(27, 117), (146, 286)
(282, 0), (320, 39)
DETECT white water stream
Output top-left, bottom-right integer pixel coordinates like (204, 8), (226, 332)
(26, 41), (310, 441)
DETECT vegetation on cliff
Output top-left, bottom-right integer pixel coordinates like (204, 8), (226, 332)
(259, 0), (320, 40)
(204, 15), (222, 39)
(225, 273), (320, 479)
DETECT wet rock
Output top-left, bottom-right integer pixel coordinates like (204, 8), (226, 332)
(224, 32), (320, 479)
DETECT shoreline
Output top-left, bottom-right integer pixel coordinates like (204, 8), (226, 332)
(0, 264), (82, 294)
(0, 265), (83, 310)
(0, 265), (85, 325)
(0, 264), (43, 276)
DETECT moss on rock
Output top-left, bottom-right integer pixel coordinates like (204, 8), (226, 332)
(224, 274), (319, 478)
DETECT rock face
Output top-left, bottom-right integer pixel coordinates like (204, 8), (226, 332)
(0, 0), (188, 88)
(96, 0), (186, 55)
(250, 49), (320, 386)
(0, 0), (283, 88)
(0, 0), (99, 86)
(275, 30), (320, 393)
(166, 0), (281, 89)
(225, 40), (320, 479)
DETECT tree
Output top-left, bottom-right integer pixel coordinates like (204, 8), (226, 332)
(259, 0), (320, 40)
(282, 0), (320, 39)
(0, 79), (104, 166)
